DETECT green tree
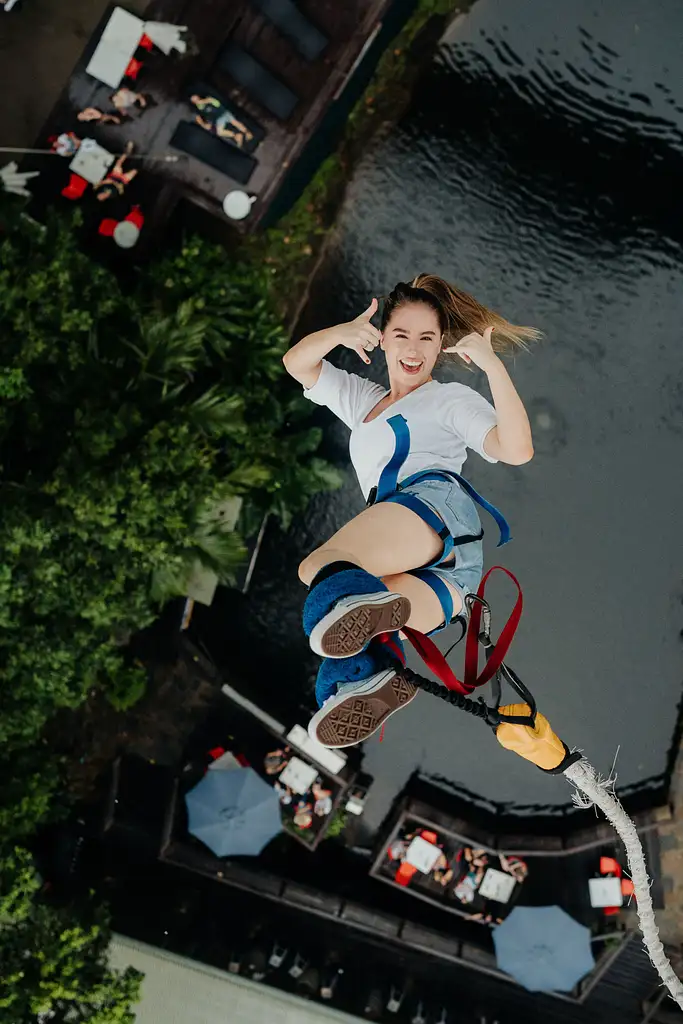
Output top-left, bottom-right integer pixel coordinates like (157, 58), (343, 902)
(0, 209), (340, 834)
(0, 848), (142, 1023)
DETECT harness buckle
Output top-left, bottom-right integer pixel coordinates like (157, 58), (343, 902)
(366, 486), (377, 507)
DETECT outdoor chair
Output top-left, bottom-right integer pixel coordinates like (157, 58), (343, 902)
(170, 121), (257, 185)
(125, 58), (143, 80)
(186, 81), (265, 154)
(395, 862), (417, 887)
(98, 218), (118, 236)
(216, 41), (299, 121)
(61, 173), (88, 200)
(250, 0), (328, 61)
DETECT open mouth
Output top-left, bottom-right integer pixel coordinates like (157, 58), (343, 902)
(399, 359), (424, 375)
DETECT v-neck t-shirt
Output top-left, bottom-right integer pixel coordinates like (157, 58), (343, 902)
(303, 359), (498, 501)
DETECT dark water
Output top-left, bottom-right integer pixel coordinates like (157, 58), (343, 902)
(233, 0), (683, 826)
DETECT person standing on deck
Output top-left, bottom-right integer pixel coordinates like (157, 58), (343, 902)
(283, 275), (537, 748)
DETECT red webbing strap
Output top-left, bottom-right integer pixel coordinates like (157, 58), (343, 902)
(464, 566), (523, 690)
(402, 626), (471, 694)
(400, 566), (523, 695)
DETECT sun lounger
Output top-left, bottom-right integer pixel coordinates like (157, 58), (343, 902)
(186, 81), (265, 155)
(170, 121), (256, 185)
(250, 0), (328, 61)
(216, 41), (298, 121)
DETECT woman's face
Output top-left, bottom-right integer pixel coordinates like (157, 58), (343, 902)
(381, 302), (443, 388)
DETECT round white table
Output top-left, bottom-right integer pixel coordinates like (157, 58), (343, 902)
(113, 220), (140, 249)
(223, 190), (255, 220)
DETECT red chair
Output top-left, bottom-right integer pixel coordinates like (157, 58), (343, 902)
(124, 205), (145, 230)
(621, 879), (635, 899)
(395, 862), (417, 887)
(98, 218), (118, 237)
(600, 856), (622, 877)
(139, 33), (154, 51)
(125, 58), (143, 80)
(61, 174), (88, 200)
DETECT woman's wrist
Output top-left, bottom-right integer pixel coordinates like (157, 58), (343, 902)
(482, 353), (506, 377)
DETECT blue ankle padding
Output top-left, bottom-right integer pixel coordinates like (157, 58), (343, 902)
(314, 636), (405, 708)
(303, 568), (387, 637)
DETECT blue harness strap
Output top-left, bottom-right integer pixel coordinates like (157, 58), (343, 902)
(410, 569), (453, 634)
(376, 414), (411, 501)
(371, 413), (511, 550)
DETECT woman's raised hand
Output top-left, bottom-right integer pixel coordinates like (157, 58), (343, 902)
(336, 298), (381, 365)
(443, 326), (499, 371)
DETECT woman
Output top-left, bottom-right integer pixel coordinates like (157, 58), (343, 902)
(190, 94), (253, 148)
(77, 107), (122, 126)
(94, 141), (138, 202)
(283, 275), (538, 749)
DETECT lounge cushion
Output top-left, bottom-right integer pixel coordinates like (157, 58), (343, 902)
(216, 41), (298, 121)
(170, 121), (256, 185)
(251, 0), (328, 61)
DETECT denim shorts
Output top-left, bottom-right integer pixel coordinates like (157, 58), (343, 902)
(399, 476), (484, 613)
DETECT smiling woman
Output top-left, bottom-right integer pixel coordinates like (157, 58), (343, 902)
(282, 274), (538, 749)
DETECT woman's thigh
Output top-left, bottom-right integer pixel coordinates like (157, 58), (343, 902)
(298, 501), (443, 585)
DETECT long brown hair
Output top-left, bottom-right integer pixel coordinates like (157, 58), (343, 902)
(380, 274), (541, 359)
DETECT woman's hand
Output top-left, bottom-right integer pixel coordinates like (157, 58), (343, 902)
(335, 298), (381, 365)
(443, 326), (500, 372)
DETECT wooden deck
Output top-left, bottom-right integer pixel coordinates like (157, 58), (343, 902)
(27, 0), (393, 252)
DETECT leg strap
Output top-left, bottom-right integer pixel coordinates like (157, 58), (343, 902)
(410, 569), (466, 636)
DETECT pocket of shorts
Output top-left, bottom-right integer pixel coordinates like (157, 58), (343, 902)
(443, 486), (481, 534)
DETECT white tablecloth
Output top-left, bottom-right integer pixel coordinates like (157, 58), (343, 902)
(405, 836), (442, 873)
(279, 756), (318, 795)
(86, 7), (144, 89)
(69, 139), (114, 185)
(588, 876), (623, 908)
(478, 867), (517, 903)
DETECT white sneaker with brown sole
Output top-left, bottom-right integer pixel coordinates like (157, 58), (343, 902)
(308, 591), (411, 659)
(308, 669), (418, 748)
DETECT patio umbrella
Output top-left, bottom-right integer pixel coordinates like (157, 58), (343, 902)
(185, 766), (281, 857)
(493, 905), (595, 993)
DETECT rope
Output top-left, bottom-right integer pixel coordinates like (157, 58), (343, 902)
(564, 759), (683, 1010)
(0, 147), (180, 162)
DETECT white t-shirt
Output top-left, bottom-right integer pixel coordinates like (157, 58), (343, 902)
(303, 359), (498, 501)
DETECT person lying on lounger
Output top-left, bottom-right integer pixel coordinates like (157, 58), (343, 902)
(94, 141), (138, 202)
(190, 94), (254, 148)
(77, 107), (122, 126)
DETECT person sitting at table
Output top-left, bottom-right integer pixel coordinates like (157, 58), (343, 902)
(432, 852), (454, 887)
(77, 107), (122, 126)
(273, 779), (293, 805)
(264, 746), (290, 775)
(94, 141), (138, 202)
(499, 853), (528, 884)
(110, 88), (150, 117)
(293, 801), (313, 829)
(452, 847), (488, 905)
(191, 94), (254, 148)
(311, 780), (333, 817)
(49, 132), (82, 158)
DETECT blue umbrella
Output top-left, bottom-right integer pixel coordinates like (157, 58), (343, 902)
(185, 767), (282, 857)
(493, 906), (595, 993)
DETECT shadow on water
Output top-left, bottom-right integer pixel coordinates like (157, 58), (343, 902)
(202, 0), (683, 826)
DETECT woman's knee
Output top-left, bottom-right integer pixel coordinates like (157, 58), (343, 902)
(298, 551), (319, 586)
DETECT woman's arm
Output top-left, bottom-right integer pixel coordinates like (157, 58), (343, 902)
(283, 299), (381, 389)
(481, 358), (534, 464)
(444, 328), (533, 465)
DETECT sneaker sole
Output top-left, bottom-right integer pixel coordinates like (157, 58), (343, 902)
(309, 670), (418, 748)
(309, 592), (411, 659)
